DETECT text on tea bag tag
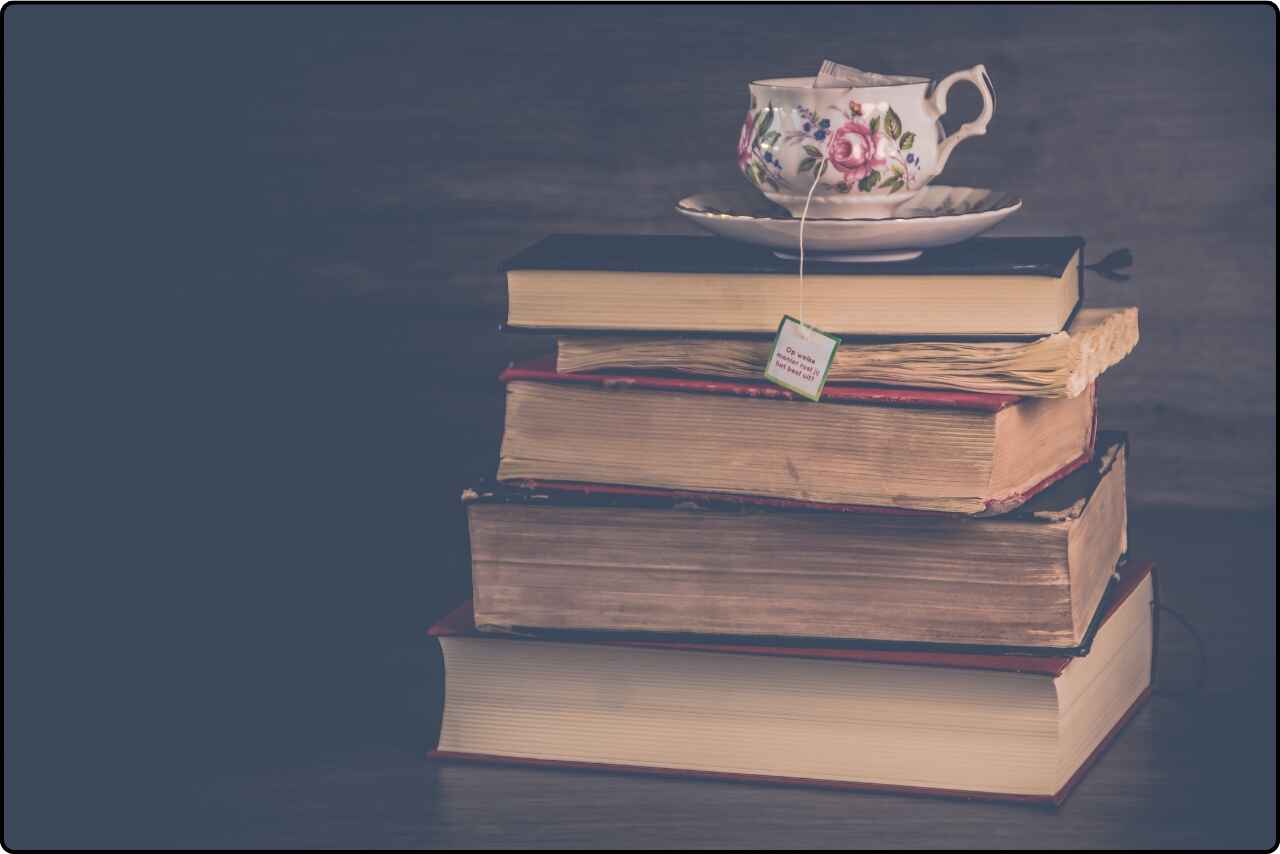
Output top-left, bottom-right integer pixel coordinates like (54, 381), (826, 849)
(764, 316), (841, 401)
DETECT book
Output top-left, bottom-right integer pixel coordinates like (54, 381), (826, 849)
(555, 306), (1138, 399)
(428, 561), (1156, 804)
(466, 434), (1128, 648)
(504, 234), (1083, 336)
(496, 358), (1097, 514)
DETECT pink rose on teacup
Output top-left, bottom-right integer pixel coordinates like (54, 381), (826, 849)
(737, 111), (754, 170)
(826, 119), (889, 182)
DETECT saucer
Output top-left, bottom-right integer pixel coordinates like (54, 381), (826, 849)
(675, 186), (1022, 262)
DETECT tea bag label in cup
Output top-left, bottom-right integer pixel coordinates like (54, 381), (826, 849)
(813, 59), (906, 88)
(764, 316), (841, 401)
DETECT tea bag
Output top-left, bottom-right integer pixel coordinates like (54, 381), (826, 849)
(814, 59), (905, 88)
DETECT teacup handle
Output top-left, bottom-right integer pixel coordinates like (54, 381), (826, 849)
(930, 64), (995, 173)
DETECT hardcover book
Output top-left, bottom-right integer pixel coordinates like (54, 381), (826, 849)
(496, 357), (1098, 514)
(554, 306), (1138, 398)
(468, 434), (1128, 648)
(429, 561), (1156, 804)
(504, 234), (1083, 336)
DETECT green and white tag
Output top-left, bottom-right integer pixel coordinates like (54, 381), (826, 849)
(763, 315), (841, 401)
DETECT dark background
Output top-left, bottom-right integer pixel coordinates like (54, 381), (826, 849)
(4, 4), (1275, 848)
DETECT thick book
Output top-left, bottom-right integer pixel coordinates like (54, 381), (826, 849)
(504, 234), (1083, 336)
(555, 306), (1138, 399)
(496, 357), (1098, 514)
(428, 561), (1156, 805)
(467, 434), (1128, 648)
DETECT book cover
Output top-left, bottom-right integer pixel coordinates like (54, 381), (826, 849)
(505, 234), (1084, 279)
(504, 236), (1085, 337)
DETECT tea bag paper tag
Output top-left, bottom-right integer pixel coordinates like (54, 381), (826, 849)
(815, 59), (905, 88)
(814, 59), (859, 87)
(764, 316), (841, 401)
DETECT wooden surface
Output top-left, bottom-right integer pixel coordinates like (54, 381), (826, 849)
(3, 5), (1275, 849)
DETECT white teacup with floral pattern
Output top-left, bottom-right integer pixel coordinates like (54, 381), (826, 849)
(738, 66), (995, 218)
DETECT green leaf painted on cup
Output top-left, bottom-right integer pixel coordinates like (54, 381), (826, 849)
(899, 131), (916, 151)
(755, 107), (774, 141)
(799, 157), (816, 173)
(858, 170), (881, 192)
(803, 144), (824, 158)
(869, 116), (880, 134)
(884, 108), (902, 141)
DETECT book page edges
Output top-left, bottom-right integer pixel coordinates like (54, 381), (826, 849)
(425, 687), (1150, 808)
(499, 356), (1020, 411)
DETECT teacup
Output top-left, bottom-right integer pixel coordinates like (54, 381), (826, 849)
(738, 65), (995, 218)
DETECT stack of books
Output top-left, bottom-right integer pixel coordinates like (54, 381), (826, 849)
(430, 234), (1150, 805)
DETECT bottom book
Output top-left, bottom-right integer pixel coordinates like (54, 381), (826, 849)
(428, 561), (1155, 805)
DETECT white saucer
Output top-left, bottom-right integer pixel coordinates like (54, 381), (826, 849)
(675, 186), (1022, 261)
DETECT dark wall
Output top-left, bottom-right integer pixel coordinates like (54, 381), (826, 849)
(9, 5), (1274, 512)
(3, 5), (1275, 845)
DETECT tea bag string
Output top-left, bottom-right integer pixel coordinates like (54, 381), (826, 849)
(795, 145), (829, 340)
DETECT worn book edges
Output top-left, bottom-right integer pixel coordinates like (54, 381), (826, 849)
(428, 561), (1155, 805)
(554, 306), (1139, 399)
(467, 433), (1127, 648)
(496, 357), (1098, 514)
